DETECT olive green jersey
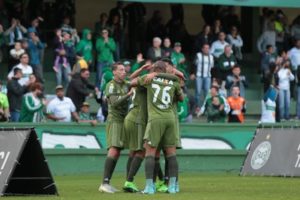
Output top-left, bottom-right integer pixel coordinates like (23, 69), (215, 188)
(139, 74), (183, 120)
(125, 85), (148, 124)
(105, 79), (130, 122)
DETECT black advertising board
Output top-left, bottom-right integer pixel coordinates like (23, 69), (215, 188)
(241, 128), (300, 176)
(0, 128), (58, 196)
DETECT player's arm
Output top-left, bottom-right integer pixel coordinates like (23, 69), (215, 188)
(130, 63), (151, 80)
(175, 84), (184, 102)
(108, 89), (134, 107)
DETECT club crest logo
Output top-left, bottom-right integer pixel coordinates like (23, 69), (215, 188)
(251, 141), (272, 170)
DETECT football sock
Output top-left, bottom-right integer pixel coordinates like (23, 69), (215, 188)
(145, 155), (155, 179)
(167, 155), (178, 178)
(164, 157), (169, 183)
(154, 157), (164, 181)
(127, 156), (143, 182)
(126, 156), (133, 178)
(102, 156), (117, 184)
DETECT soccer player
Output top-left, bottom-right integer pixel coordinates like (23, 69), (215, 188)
(123, 63), (151, 193)
(138, 61), (184, 194)
(99, 62), (133, 193)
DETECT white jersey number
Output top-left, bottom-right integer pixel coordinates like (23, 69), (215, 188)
(151, 83), (171, 105)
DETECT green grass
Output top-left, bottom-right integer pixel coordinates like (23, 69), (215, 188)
(4, 173), (300, 200)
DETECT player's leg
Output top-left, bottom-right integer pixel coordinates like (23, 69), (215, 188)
(99, 122), (124, 193)
(162, 119), (179, 194)
(154, 149), (168, 193)
(142, 120), (163, 194)
(124, 122), (145, 192)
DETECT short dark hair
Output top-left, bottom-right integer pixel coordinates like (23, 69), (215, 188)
(160, 58), (173, 66)
(29, 82), (43, 92)
(80, 68), (89, 74)
(13, 67), (22, 75)
(211, 85), (219, 92)
(153, 61), (166, 73)
(266, 44), (273, 50)
(232, 65), (240, 70)
(112, 62), (124, 71)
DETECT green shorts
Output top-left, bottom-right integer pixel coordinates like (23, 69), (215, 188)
(106, 121), (124, 149)
(144, 118), (177, 148)
(124, 119), (146, 151)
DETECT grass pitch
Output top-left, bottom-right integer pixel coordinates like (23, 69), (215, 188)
(4, 172), (300, 200)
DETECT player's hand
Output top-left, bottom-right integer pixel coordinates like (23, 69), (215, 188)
(144, 72), (157, 84)
(128, 87), (135, 96)
(141, 63), (150, 70)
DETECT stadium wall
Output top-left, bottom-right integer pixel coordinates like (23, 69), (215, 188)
(1, 123), (256, 175)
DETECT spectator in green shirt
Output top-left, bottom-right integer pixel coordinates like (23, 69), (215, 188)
(95, 28), (116, 89)
(171, 42), (187, 78)
(79, 102), (97, 126)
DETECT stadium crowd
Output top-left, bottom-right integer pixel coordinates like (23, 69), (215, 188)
(0, 2), (299, 125)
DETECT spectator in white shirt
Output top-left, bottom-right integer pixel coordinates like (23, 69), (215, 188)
(46, 85), (80, 122)
(7, 53), (33, 86)
(277, 60), (295, 120)
(288, 39), (300, 72)
(191, 43), (214, 109)
(210, 31), (229, 58)
(227, 26), (243, 61)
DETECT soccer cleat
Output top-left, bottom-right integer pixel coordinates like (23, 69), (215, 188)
(157, 183), (168, 193)
(142, 179), (155, 194)
(123, 181), (139, 193)
(99, 183), (115, 193)
(155, 180), (164, 190)
(168, 177), (177, 194)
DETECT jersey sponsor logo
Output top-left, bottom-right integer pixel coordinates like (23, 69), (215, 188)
(153, 77), (174, 85)
(251, 141), (272, 170)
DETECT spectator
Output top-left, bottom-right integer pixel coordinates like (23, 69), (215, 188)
(227, 86), (246, 123)
(261, 45), (277, 92)
(162, 37), (173, 58)
(147, 37), (165, 62)
(53, 31), (74, 87)
(60, 16), (73, 34)
(0, 24), (4, 63)
(217, 45), (236, 88)
(201, 86), (226, 123)
(46, 85), (80, 122)
(9, 41), (25, 69)
(8, 53), (33, 86)
(210, 31), (229, 58)
(0, 81), (9, 122)
(66, 69), (97, 111)
(7, 68), (29, 122)
(94, 13), (109, 39)
(192, 43), (214, 109)
(19, 82), (45, 122)
(257, 21), (276, 54)
(260, 85), (278, 123)
(212, 19), (223, 40)
(226, 65), (248, 98)
(79, 102), (97, 126)
(227, 26), (243, 61)
(28, 30), (46, 82)
(177, 90), (190, 122)
(76, 28), (93, 68)
(72, 52), (88, 75)
(277, 60), (294, 121)
(171, 42), (187, 77)
(4, 18), (27, 49)
(288, 39), (300, 73)
(62, 31), (76, 67)
(194, 24), (213, 53)
(274, 10), (288, 52)
(95, 28), (116, 89)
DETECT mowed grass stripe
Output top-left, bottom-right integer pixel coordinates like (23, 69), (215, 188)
(4, 173), (300, 200)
